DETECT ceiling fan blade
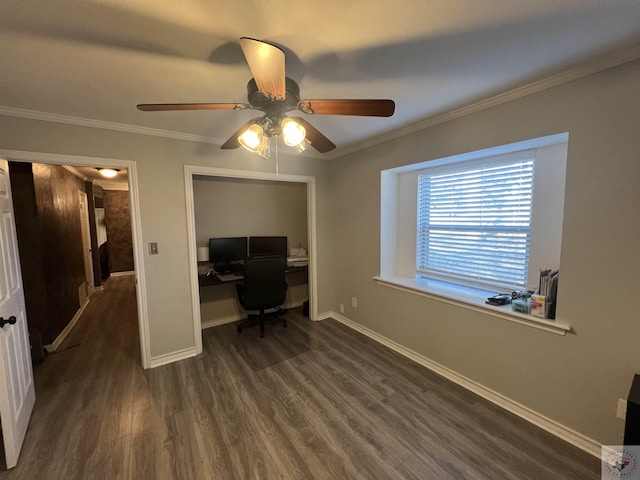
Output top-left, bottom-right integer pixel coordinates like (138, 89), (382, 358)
(220, 120), (256, 150)
(297, 99), (395, 117)
(290, 117), (336, 153)
(239, 37), (285, 100)
(137, 103), (249, 112)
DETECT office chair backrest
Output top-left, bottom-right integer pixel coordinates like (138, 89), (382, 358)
(241, 255), (287, 310)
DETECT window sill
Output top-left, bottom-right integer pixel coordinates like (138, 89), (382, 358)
(372, 275), (571, 336)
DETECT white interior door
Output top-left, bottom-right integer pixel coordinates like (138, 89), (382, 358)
(78, 191), (94, 299)
(0, 158), (35, 469)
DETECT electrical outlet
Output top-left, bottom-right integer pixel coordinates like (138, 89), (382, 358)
(339, 304), (344, 313)
(351, 297), (358, 308)
(617, 398), (627, 420)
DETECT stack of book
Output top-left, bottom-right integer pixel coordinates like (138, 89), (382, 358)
(531, 269), (559, 319)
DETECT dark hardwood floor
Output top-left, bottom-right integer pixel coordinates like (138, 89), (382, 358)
(0, 275), (600, 479)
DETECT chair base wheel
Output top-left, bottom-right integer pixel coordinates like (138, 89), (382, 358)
(236, 310), (287, 337)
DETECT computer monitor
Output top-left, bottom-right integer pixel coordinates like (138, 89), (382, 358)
(249, 236), (287, 258)
(208, 237), (247, 264)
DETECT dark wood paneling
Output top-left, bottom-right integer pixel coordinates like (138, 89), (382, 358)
(103, 191), (134, 272)
(32, 164), (86, 341)
(8, 162), (50, 341)
(9, 162), (87, 343)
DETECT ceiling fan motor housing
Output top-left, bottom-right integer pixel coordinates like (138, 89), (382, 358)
(247, 77), (300, 112)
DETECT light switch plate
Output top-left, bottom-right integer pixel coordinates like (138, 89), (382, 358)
(149, 242), (159, 255)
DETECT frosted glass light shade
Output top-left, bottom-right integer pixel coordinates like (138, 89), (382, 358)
(296, 138), (311, 154)
(238, 124), (264, 152)
(258, 136), (271, 159)
(281, 118), (306, 147)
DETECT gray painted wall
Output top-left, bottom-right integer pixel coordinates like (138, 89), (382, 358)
(193, 176), (308, 250)
(324, 58), (640, 444)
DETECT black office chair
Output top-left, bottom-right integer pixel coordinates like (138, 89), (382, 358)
(236, 255), (288, 337)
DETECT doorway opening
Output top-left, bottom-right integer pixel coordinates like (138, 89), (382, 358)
(184, 166), (318, 355)
(0, 149), (150, 368)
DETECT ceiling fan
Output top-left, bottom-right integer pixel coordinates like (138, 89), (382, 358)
(137, 37), (395, 156)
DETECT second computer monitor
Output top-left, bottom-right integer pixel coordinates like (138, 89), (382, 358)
(249, 236), (287, 258)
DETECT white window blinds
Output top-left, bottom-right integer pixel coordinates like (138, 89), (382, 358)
(417, 156), (534, 290)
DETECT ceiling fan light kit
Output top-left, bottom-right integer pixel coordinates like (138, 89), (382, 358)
(137, 37), (395, 156)
(238, 123), (264, 151)
(238, 121), (271, 159)
(281, 117), (306, 147)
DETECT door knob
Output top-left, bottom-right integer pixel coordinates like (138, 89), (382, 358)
(0, 316), (16, 328)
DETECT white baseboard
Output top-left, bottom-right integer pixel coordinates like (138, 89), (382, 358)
(149, 347), (199, 368)
(201, 302), (303, 330)
(316, 311), (334, 321)
(110, 270), (135, 277)
(44, 298), (90, 352)
(201, 315), (240, 330)
(320, 310), (601, 458)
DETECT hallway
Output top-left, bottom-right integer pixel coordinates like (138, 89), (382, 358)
(0, 275), (142, 479)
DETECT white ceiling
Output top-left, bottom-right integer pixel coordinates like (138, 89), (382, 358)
(1, 0), (639, 157)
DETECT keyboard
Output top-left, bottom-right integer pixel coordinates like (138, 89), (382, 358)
(216, 272), (244, 282)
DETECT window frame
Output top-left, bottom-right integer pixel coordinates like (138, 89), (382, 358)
(415, 151), (536, 291)
(377, 133), (570, 334)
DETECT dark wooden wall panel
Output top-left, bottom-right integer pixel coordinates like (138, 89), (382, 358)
(104, 190), (134, 272)
(32, 164), (87, 342)
(8, 162), (50, 341)
(10, 163), (88, 343)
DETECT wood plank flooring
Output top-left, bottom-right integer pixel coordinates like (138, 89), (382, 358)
(0, 275), (600, 479)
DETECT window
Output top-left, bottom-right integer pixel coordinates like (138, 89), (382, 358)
(378, 133), (568, 331)
(416, 155), (534, 290)
(380, 133), (567, 290)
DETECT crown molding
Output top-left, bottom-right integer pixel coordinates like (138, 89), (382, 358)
(0, 106), (226, 145)
(1, 41), (639, 160)
(61, 165), (89, 181)
(99, 182), (129, 191)
(330, 41), (640, 160)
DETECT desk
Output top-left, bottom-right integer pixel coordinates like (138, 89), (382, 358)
(198, 263), (308, 328)
(198, 264), (308, 288)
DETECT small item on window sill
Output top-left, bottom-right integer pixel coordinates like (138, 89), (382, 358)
(485, 293), (512, 306)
